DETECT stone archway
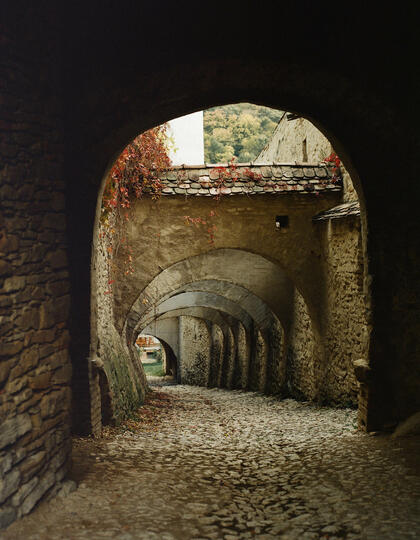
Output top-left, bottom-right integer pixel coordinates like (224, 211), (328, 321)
(2, 3), (418, 528)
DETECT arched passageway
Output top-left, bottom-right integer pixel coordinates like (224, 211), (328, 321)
(137, 330), (179, 381)
(1, 2), (418, 530)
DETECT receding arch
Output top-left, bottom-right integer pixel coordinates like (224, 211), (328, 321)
(157, 307), (231, 335)
(136, 289), (287, 393)
(132, 280), (286, 341)
(123, 249), (314, 343)
(137, 291), (253, 335)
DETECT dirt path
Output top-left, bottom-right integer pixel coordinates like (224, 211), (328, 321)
(2, 385), (420, 539)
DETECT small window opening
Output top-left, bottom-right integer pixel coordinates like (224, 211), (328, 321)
(275, 215), (289, 230)
(302, 138), (308, 162)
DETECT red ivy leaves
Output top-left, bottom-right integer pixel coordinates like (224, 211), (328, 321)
(100, 125), (172, 293)
(102, 125), (171, 218)
(183, 211), (218, 246)
(323, 152), (341, 183)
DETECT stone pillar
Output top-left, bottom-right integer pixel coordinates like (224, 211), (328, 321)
(178, 316), (210, 386)
(209, 324), (224, 387)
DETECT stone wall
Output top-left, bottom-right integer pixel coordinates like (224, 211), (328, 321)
(92, 222), (147, 432)
(116, 193), (341, 336)
(222, 327), (236, 390)
(248, 329), (267, 392)
(264, 320), (285, 395)
(257, 115), (367, 407)
(0, 9), (72, 527)
(178, 316), (211, 386)
(233, 322), (249, 390)
(209, 324), (224, 388)
(317, 216), (367, 406)
(256, 116), (358, 203)
(287, 290), (318, 400)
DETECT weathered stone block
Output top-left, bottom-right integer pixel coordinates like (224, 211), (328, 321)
(28, 370), (52, 390)
(11, 347), (39, 379)
(13, 388), (33, 408)
(20, 451), (46, 482)
(0, 360), (13, 386)
(16, 308), (40, 331)
(31, 328), (56, 344)
(45, 280), (69, 297)
(3, 276), (25, 292)
(11, 476), (38, 507)
(0, 453), (13, 475)
(44, 349), (68, 371)
(0, 259), (12, 277)
(8, 376), (28, 395)
(0, 233), (19, 255)
(0, 506), (16, 529)
(0, 414), (32, 449)
(0, 469), (20, 503)
(50, 363), (72, 385)
(20, 471), (54, 516)
(40, 389), (69, 419)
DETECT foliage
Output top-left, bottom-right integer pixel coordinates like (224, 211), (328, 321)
(142, 360), (165, 377)
(183, 159), (262, 245)
(100, 124), (172, 284)
(204, 103), (282, 163)
(102, 124), (171, 220)
(100, 105), (282, 291)
(323, 152), (341, 183)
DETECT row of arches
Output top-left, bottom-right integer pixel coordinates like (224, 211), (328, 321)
(129, 250), (292, 395)
(1, 3), (418, 527)
(93, 242), (338, 431)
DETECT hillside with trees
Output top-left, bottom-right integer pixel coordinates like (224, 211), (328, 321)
(204, 103), (283, 163)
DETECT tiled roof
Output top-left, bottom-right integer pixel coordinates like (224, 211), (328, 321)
(152, 163), (342, 196)
(312, 201), (360, 221)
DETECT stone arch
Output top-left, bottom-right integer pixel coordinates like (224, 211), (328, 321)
(134, 286), (287, 393)
(141, 319), (180, 362)
(154, 337), (178, 380)
(2, 6), (418, 527)
(122, 257), (310, 395)
(74, 23), (414, 433)
(152, 308), (238, 388)
(123, 249), (304, 340)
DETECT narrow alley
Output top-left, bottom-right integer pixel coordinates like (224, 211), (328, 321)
(3, 384), (419, 540)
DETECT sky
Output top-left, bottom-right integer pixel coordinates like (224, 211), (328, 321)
(168, 111), (204, 165)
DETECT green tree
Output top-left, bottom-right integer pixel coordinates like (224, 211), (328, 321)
(204, 103), (282, 163)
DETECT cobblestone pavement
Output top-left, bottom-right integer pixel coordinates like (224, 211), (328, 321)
(2, 384), (420, 540)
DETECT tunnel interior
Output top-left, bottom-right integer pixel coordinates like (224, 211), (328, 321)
(90, 106), (368, 437)
(1, 3), (419, 532)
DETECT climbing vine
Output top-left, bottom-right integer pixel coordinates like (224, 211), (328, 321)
(183, 158), (262, 245)
(100, 125), (172, 292)
(323, 152), (341, 182)
(100, 134), (265, 292)
(101, 125), (171, 221)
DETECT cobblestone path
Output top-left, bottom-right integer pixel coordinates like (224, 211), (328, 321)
(2, 385), (420, 540)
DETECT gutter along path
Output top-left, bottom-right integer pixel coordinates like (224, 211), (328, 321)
(3, 384), (420, 539)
